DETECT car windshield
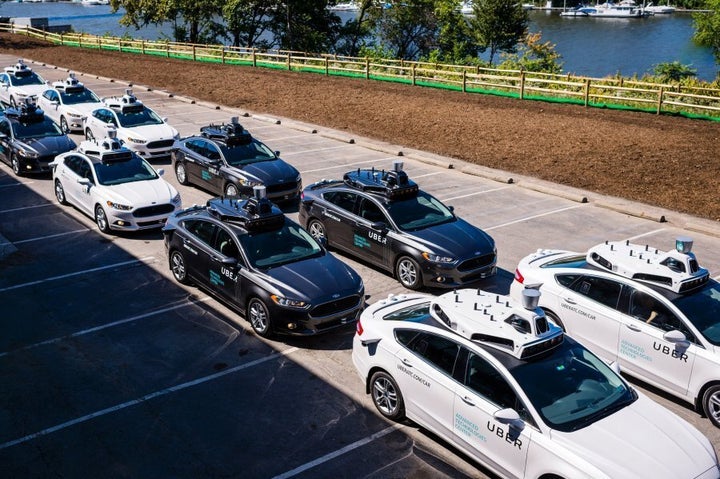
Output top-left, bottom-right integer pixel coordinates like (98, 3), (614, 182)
(60, 89), (100, 105)
(220, 140), (275, 166)
(116, 107), (164, 127)
(384, 191), (455, 231)
(671, 280), (720, 346)
(13, 118), (63, 139)
(93, 157), (159, 186)
(240, 221), (323, 269)
(510, 337), (636, 432)
(10, 72), (44, 87)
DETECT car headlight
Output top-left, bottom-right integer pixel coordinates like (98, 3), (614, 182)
(239, 178), (262, 187)
(271, 294), (308, 309)
(17, 147), (39, 158)
(106, 200), (132, 211)
(422, 252), (456, 264)
(126, 136), (147, 144)
(67, 112), (84, 119)
(171, 193), (181, 204)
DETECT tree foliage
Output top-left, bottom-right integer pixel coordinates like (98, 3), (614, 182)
(498, 32), (563, 73)
(468, 0), (529, 65)
(693, 0), (720, 66)
(652, 61), (697, 82)
(267, 0), (342, 52)
(222, 0), (276, 48)
(367, 0), (440, 60)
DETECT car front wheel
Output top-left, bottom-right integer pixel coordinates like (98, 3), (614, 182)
(396, 256), (422, 290)
(55, 180), (68, 205)
(169, 250), (190, 285)
(247, 298), (272, 338)
(701, 384), (720, 428)
(10, 153), (22, 176)
(370, 371), (405, 421)
(60, 116), (70, 134)
(225, 183), (239, 198)
(85, 128), (95, 142)
(175, 161), (189, 185)
(95, 204), (111, 233)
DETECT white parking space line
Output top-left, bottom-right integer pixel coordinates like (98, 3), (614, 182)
(0, 203), (54, 214)
(440, 186), (513, 202)
(271, 424), (404, 479)
(485, 205), (585, 231)
(280, 144), (355, 156)
(0, 257), (155, 293)
(412, 172), (445, 179)
(0, 181), (34, 188)
(0, 347), (299, 451)
(261, 134), (316, 142)
(627, 228), (668, 241)
(0, 297), (212, 359)
(300, 158), (398, 175)
(13, 228), (91, 245)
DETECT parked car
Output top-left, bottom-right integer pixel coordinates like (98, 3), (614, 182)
(0, 59), (48, 108)
(38, 72), (102, 134)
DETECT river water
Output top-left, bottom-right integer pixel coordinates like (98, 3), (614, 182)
(1, 2), (717, 81)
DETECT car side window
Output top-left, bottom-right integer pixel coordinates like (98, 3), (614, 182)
(64, 155), (85, 176)
(407, 332), (460, 376)
(628, 290), (696, 342)
(324, 191), (357, 214)
(572, 276), (622, 310)
(78, 160), (94, 182)
(184, 220), (217, 246)
(556, 274), (581, 288)
(464, 352), (531, 422)
(214, 228), (240, 259)
(358, 197), (386, 223)
(0, 74), (7, 85)
(0, 120), (10, 137)
(204, 142), (221, 161)
(42, 90), (56, 101)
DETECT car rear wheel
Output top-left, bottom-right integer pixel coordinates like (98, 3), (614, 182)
(225, 183), (239, 198)
(396, 256), (422, 290)
(307, 218), (326, 241)
(60, 116), (70, 134)
(175, 162), (189, 185)
(54, 180), (68, 205)
(10, 153), (22, 176)
(169, 250), (190, 285)
(701, 384), (720, 428)
(94, 204), (111, 233)
(370, 371), (405, 421)
(247, 298), (273, 338)
(85, 128), (95, 142)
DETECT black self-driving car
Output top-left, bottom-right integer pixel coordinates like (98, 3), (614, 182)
(0, 100), (76, 176)
(298, 161), (497, 290)
(172, 118), (301, 203)
(163, 187), (364, 337)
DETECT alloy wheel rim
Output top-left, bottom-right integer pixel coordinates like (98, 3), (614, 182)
(372, 377), (397, 415)
(250, 302), (268, 332)
(171, 253), (185, 280)
(398, 260), (416, 286)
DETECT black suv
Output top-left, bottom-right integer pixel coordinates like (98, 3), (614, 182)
(163, 187), (364, 337)
(172, 118), (302, 203)
(298, 161), (497, 290)
(0, 100), (76, 176)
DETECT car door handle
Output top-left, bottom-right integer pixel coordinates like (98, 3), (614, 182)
(626, 323), (641, 332)
(564, 297), (576, 305)
(400, 358), (413, 367)
(461, 396), (475, 406)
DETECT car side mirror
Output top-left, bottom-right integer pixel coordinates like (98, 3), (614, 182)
(663, 330), (689, 346)
(493, 408), (523, 427)
(156, 168), (165, 176)
(221, 256), (238, 267)
(274, 150), (281, 157)
(448, 205), (454, 212)
(370, 221), (388, 233)
(78, 177), (91, 186)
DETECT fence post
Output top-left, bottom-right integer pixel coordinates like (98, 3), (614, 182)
(97, 36), (100, 49)
(166, 41), (170, 58)
(584, 78), (590, 107)
(192, 45), (196, 61)
(462, 70), (466, 93)
(656, 86), (664, 115)
(60, 33), (63, 45)
(118, 37), (122, 53)
(287, 52), (291, 71)
(365, 57), (370, 79)
(78, 33), (82, 48)
(325, 57), (329, 76)
(221, 47), (225, 64)
(520, 71), (525, 100)
(412, 64), (416, 86)
(141, 39), (145, 54)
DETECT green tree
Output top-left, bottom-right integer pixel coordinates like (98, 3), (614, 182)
(267, 0), (342, 52)
(468, 0), (529, 65)
(109, 0), (224, 43)
(433, 0), (476, 63)
(498, 32), (563, 73)
(223, 0), (277, 48)
(652, 61), (697, 82)
(367, 0), (439, 60)
(335, 0), (375, 56)
(694, 0), (720, 65)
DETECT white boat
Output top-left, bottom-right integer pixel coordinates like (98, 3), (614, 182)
(645, 2), (676, 13)
(560, 1), (648, 17)
(329, 1), (360, 11)
(81, 0), (110, 4)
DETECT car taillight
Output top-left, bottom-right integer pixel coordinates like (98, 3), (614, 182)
(514, 268), (524, 284)
(356, 319), (364, 336)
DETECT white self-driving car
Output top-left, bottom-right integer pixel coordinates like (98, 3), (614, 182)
(51, 131), (181, 233)
(353, 288), (719, 479)
(38, 73), (102, 134)
(84, 89), (178, 161)
(0, 59), (48, 108)
(511, 237), (720, 428)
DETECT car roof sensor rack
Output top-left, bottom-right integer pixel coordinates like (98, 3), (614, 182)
(53, 72), (85, 93)
(80, 129), (134, 162)
(6, 98), (45, 123)
(5, 59), (33, 77)
(430, 289), (563, 360)
(586, 237), (710, 294)
(105, 89), (144, 114)
(200, 117), (252, 146)
(207, 186), (285, 232)
(343, 160), (419, 199)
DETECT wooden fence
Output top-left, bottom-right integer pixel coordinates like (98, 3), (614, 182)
(8, 24), (720, 120)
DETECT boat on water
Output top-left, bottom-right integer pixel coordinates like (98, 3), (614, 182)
(328, 1), (360, 11)
(645, 1), (676, 13)
(81, 0), (110, 4)
(560, 1), (649, 17)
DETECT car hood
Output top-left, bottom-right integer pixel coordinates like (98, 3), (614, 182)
(64, 102), (101, 117)
(230, 159), (299, 185)
(258, 254), (361, 303)
(103, 178), (178, 207)
(22, 136), (77, 157)
(119, 123), (177, 142)
(405, 218), (494, 259)
(12, 84), (48, 98)
(551, 394), (718, 479)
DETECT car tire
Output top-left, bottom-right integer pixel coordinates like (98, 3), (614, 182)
(307, 218), (327, 241)
(544, 310), (566, 332)
(370, 371), (405, 421)
(396, 255), (422, 290)
(247, 298), (273, 338)
(9, 96), (16, 109)
(10, 153), (23, 177)
(225, 183), (239, 198)
(54, 180), (68, 205)
(175, 161), (189, 185)
(169, 250), (191, 285)
(85, 128), (95, 142)
(94, 204), (111, 233)
(701, 384), (720, 428)
(60, 116), (70, 134)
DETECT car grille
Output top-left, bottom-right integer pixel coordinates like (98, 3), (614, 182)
(266, 181), (299, 195)
(146, 139), (174, 150)
(133, 204), (175, 218)
(310, 295), (361, 318)
(457, 253), (496, 272)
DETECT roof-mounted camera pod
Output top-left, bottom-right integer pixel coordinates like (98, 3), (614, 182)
(206, 186), (285, 233)
(200, 117), (252, 146)
(586, 237), (710, 294)
(78, 128), (134, 163)
(52, 72), (85, 94)
(104, 89), (144, 114)
(5, 98), (45, 123)
(5, 59), (33, 78)
(343, 160), (420, 200)
(430, 288), (563, 360)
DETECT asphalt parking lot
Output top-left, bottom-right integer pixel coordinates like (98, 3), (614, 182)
(1, 55), (720, 478)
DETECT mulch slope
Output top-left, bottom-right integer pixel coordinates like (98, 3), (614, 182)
(3, 33), (719, 221)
